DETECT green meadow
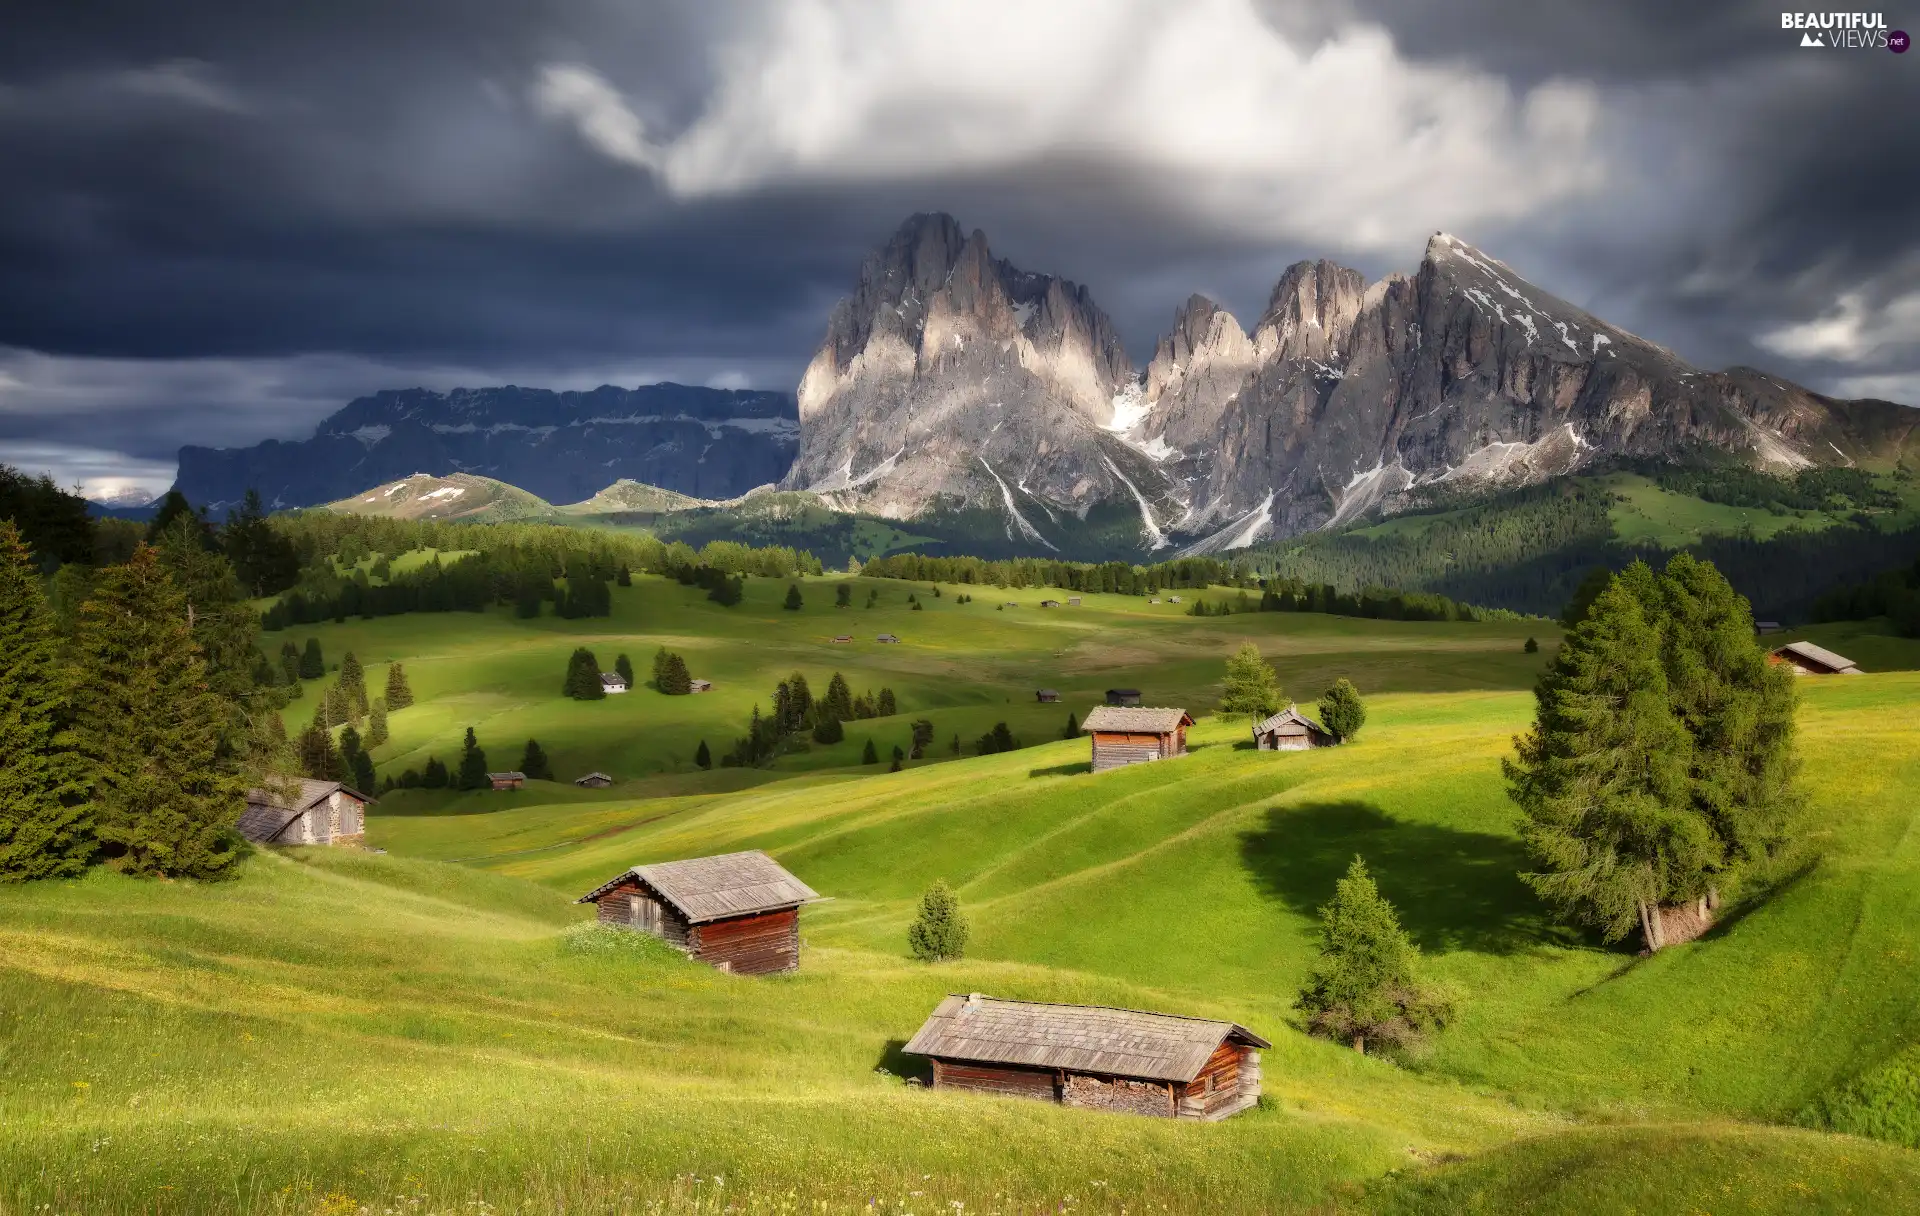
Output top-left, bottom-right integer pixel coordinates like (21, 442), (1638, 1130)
(5, 575), (1920, 1214)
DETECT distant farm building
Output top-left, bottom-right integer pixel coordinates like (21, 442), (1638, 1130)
(1067, 596), (1082, 606)
(1253, 706), (1335, 751)
(1105, 688), (1142, 706)
(600, 672), (629, 694)
(1039, 599), (1063, 608)
(831, 634), (854, 644)
(1168, 596), (1183, 603)
(488, 772), (527, 791)
(576, 850), (821, 975)
(876, 633), (901, 644)
(1770, 641), (1862, 675)
(903, 994), (1268, 1121)
(239, 779), (370, 847)
(574, 772), (614, 789)
(1082, 706), (1193, 772)
(689, 679), (713, 693)
(1035, 689), (1060, 703)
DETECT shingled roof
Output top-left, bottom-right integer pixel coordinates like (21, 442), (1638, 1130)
(574, 850), (820, 923)
(1254, 705), (1330, 736)
(1775, 640), (1861, 673)
(903, 995), (1269, 1084)
(245, 778), (368, 813)
(1080, 706), (1193, 734)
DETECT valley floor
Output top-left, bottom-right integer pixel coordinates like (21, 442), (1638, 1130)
(5, 578), (1920, 1213)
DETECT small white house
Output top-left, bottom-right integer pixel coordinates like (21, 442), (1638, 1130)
(601, 672), (630, 694)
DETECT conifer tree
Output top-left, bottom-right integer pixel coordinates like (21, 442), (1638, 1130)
(615, 653), (635, 689)
(616, 563), (632, 587)
(563, 647), (605, 700)
(367, 698), (389, 749)
(1524, 636), (1539, 654)
(1062, 711), (1079, 740)
(279, 640), (301, 686)
(324, 682), (350, 729)
(1220, 642), (1283, 720)
(907, 880), (968, 962)
(295, 703), (343, 781)
(384, 662), (413, 710)
(652, 647), (670, 689)
(66, 546), (244, 879)
(300, 637), (325, 680)
(519, 738), (552, 781)
(835, 582), (852, 608)
(877, 687), (896, 717)
(0, 521), (91, 880)
(694, 740), (711, 770)
(422, 756), (449, 789)
(824, 672), (853, 721)
(861, 738), (878, 765)
(456, 727), (489, 790)
(783, 583), (803, 610)
(658, 652), (692, 696)
(812, 717), (845, 745)
(1317, 679), (1367, 743)
(338, 651), (369, 715)
(1297, 857), (1454, 1054)
(1505, 567), (1712, 946)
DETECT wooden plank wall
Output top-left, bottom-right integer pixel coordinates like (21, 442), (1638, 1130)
(1091, 731), (1170, 772)
(690, 907), (799, 974)
(931, 1059), (1058, 1101)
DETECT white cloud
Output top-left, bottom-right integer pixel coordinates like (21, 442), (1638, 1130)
(0, 441), (176, 503)
(1758, 288), (1920, 364)
(1830, 372), (1920, 406)
(533, 0), (1606, 250)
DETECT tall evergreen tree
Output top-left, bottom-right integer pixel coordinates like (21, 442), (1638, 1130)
(1317, 678), (1367, 743)
(519, 739), (552, 781)
(694, 739), (711, 770)
(456, 727), (489, 790)
(652, 646), (670, 689)
(1220, 642), (1284, 720)
(877, 687), (896, 717)
(66, 546), (244, 879)
(384, 662), (413, 710)
(615, 653), (635, 689)
(1297, 857), (1455, 1054)
(1062, 711), (1080, 740)
(295, 702), (343, 781)
(338, 651), (369, 715)
(421, 756), (449, 789)
(563, 647), (605, 700)
(658, 652), (692, 696)
(300, 638), (325, 680)
(348, 748), (376, 796)
(366, 698), (389, 749)
(1506, 566), (1714, 947)
(222, 489), (299, 597)
(0, 521), (91, 880)
(824, 672), (854, 722)
(783, 583), (804, 610)
(861, 738), (878, 765)
(907, 880), (969, 962)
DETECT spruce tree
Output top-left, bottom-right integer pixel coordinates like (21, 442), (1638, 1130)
(1220, 642), (1283, 720)
(66, 546), (244, 879)
(457, 727), (490, 790)
(695, 740), (711, 770)
(563, 647), (605, 700)
(861, 738), (878, 765)
(300, 637), (325, 680)
(367, 698), (389, 749)
(659, 652), (692, 696)
(1505, 566), (1714, 947)
(422, 756), (449, 789)
(824, 672), (854, 721)
(339, 651), (369, 715)
(907, 880), (969, 962)
(279, 640), (301, 686)
(1524, 636), (1539, 654)
(835, 583), (852, 608)
(0, 521), (91, 880)
(1317, 678), (1367, 743)
(877, 687), (896, 716)
(1297, 857), (1454, 1054)
(812, 717), (845, 745)
(324, 682), (350, 729)
(1062, 711), (1079, 739)
(519, 738), (552, 781)
(295, 703), (343, 781)
(615, 653), (635, 689)
(652, 647), (669, 690)
(384, 662), (414, 710)
(783, 583), (803, 610)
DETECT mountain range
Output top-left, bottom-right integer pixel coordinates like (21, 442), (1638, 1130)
(168, 212), (1917, 557)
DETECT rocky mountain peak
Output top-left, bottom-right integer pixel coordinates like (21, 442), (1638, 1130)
(1250, 259), (1368, 366)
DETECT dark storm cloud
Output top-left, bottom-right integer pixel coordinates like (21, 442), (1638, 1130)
(0, 0), (1913, 494)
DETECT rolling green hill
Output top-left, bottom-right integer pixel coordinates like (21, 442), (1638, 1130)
(6, 579), (1920, 1212)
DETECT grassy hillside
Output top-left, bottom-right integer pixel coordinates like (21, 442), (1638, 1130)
(6, 584), (1920, 1212)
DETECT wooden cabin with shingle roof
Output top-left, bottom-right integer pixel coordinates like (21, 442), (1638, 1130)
(1080, 706), (1193, 772)
(903, 994), (1269, 1120)
(1770, 640), (1862, 675)
(575, 851), (821, 975)
(1253, 705), (1334, 751)
(238, 779), (371, 847)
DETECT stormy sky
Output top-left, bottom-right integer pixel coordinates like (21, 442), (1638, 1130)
(0, 0), (1914, 500)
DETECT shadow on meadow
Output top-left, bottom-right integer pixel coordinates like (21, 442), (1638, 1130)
(1240, 800), (1572, 956)
(1027, 761), (1091, 778)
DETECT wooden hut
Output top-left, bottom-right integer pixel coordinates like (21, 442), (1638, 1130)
(1104, 688), (1142, 706)
(1081, 706), (1192, 772)
(876, 633), (901, 644)
(238, 779), (371, 847)
(574, 772), (614, 789)
(575, 850), (821, 975)
(1252, 705), (1335, 751)
(1067, 597), (1082, 606)
(903, 994), (1269, 1121)
(488, 771), (527, 791)
(1039, 598), (1063, 608)
(689, 679), (713, 693)
(1035, 689), (1060, 703)
(831, 634), (854, 644)
(599, 672), (629, 694)
(1770, 641), (1862, 675)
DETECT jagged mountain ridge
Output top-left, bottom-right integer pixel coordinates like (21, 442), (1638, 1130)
(789, 214), (1917, 555)
(172, 383), (797, 512)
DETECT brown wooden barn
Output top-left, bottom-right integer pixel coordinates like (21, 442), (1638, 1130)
(1104, 688), (1142, 706)
(1035, 689), (1060, 703)
(1770, 641), (1862, 675)
(575, 850), (820, 975)
(1252, 705), (1335, 751)
(488, 771), (526, 790)
(238, 779), (371, 847)
(1081, 706), (1192, 772)
(903, 994), (1269, 1120)
(574, 772), (614, 789)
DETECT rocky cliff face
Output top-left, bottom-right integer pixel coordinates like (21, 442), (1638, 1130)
(173, 383), (797, 511)
(783, 213), (1181, 550)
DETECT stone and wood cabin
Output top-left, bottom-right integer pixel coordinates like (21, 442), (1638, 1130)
(1770, 641), (1862, 675)
(488, 771), (526, 791)
(876, 633), (901, 644)
(600, 672), (629, 694)
(238, 779), (371, 847)
(1104, 688), (1142, 706)
(902, 994), (1268, 1121)
(1252, 705), (1335, 750)
(1035, 689), (1060, 703)
(574, 772), (614, 789)
(689, 679), (713, 693)
(831, 634), (854, 643)
(1067, 597), (1082, 606)
(1081, 706), (1193, 772)
(1039, 598), (1062, 608)
(575, 850), (821, 975)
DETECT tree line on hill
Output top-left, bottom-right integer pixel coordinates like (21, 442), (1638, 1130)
(860, 552), (1252, 594)
(721, 671), (899, 768)
(1809, 554), (1920, 636)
